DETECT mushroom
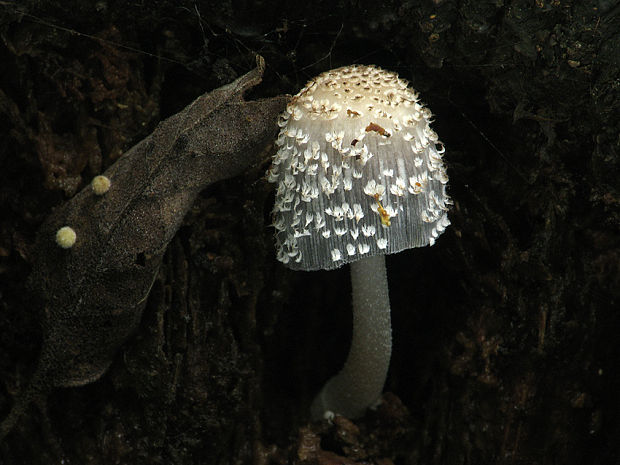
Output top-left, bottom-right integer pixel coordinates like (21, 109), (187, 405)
(55, 226), (77, 249)
(268, 65), (451, 419)
(91, 175), (111, 195)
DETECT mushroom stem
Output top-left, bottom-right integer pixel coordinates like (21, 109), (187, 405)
(311, 254), (392, 419)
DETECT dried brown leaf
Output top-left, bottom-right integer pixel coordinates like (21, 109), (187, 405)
(0, 55), (288, 440)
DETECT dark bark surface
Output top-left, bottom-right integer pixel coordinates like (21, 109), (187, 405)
(0, 1), (618, 464)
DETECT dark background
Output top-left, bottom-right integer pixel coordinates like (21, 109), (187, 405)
(1, 0), (618, 463)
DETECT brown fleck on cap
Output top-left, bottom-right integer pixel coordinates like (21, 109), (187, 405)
(268, 64), (451, 271)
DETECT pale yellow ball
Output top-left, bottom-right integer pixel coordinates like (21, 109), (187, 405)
(55, 226), (77, 249)
(91, 175), (111, 195)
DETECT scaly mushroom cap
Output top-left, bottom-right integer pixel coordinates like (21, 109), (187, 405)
(268, 65), (451, 271)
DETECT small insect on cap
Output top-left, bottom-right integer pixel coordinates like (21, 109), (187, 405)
(268, 64), (451, 271)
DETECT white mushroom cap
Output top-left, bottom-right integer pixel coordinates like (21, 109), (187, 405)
(268, 64), (451, 271)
